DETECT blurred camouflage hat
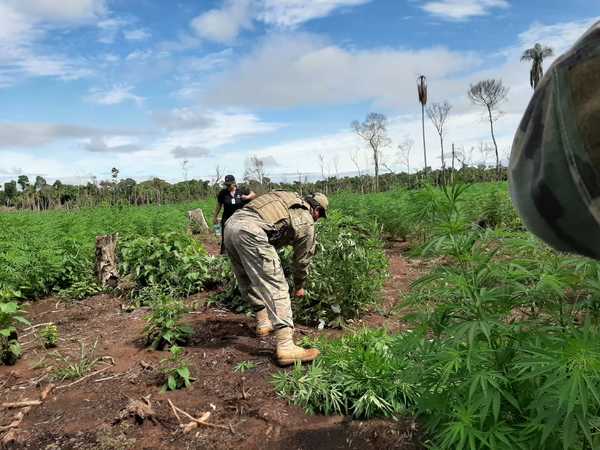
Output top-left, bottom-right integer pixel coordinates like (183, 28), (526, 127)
(509, 21), (600, 259)
(307, 192), (329, 217)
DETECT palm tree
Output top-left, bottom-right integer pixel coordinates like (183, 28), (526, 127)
(521, 43), (553, 90)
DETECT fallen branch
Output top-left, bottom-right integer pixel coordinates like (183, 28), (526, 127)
(0, 409), (29, 432)
(95, 369), (131, 383)
(2, 400), (42, 409)
(23, 322), (54, 332)
(168, 402), (233, 433)
(167, 399), (182, 424)
(40, 384), (55, 401)
(55, 365), (112, 391)
(0, 383), (56, 443)
(181, 412), (212, 434)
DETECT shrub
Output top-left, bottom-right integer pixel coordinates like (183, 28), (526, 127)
(120, 232), (213, 297)
(160, 345), (194, 391)
(143, 293), (192, 350)
(289, 211), (389, 327)
(41, 323), (59, 348)
(273, 329), (422, 418)
(0, 289), (29, 365)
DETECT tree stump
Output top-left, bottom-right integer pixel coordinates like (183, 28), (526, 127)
(188, 209), (209, 234)
(96, 235), (119, 288)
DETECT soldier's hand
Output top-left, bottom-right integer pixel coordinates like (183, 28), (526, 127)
(293, 288), (305, 298)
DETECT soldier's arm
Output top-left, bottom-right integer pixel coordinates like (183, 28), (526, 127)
(292, 221), (316, 291)
(242, 190), (257, 202)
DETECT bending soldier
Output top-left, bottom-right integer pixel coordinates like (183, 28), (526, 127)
(223, 191), (329, 366)
(510, 21), (600, 258)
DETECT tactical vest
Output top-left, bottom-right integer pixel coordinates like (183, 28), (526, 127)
(246, 191), (309, 226)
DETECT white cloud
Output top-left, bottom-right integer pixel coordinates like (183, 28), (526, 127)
(171, 146), (211, 159)
(219, 18), (597, 176)
(126, 49), (153, 61)
(97, 17), (129, 43)
(157, 111), (282, 151)
(0, 1), (107, 85)
(86, 85), (145, 106)
(190, 0), (253, 44)
(259, 0), (371, 28)
(185, 49), (234, 72)
(153, 108), (216, 131)
(83, 136), (143, 153)
(190, 0), (372, 43)
(0, 122), (138, 149)
(124, 28), (151, 41)
(421, 0), (509, 21)
(518, 18), (599, 54)
(7, 0), (106, 23)
(199, 33), (478, 109)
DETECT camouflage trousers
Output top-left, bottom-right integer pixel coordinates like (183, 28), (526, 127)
(223, 214), (293, 329)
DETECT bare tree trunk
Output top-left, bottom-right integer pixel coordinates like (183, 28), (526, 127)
(487, 105), (500, 179)
(439, 134), (446, 186)
(95, 235), (119, 288)
(451, 143), (456, 185)
(373, 147), (379, 193)
(421, 104), (427, 176)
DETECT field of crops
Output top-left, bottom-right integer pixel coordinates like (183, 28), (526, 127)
(3, 182), (600, 449)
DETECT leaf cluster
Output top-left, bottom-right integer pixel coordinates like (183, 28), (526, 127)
(143, 292), (192, 350)
(160, 345), (194, 391)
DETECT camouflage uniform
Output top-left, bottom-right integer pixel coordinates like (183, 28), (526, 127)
(223, 192), (316, 328)
(509, 21), (600, 259)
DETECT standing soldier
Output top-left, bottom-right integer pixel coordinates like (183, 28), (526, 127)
(213, 175), (257, 254)
(223, 191), (329, 366)
(510, 21), (600, 258)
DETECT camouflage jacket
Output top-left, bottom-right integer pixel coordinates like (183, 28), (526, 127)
(232, 207), (316, 289)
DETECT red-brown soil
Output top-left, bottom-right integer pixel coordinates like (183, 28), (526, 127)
(0, 237), (424, 450)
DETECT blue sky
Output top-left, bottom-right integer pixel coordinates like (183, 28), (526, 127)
(0, 0), (599, 184)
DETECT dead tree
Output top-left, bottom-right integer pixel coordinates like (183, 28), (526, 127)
(95, 235), (119, 288)
(426, 101), (452, 185)
(351, 113), (391, 193)
(468, 79), (508, 179)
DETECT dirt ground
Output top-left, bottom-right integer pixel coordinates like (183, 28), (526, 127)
(0, 237), (424, 450)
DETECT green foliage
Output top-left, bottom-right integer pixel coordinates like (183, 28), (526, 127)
(51, 339), (103, 381)
(41, 323), (59, 348)
(57, 279), (103, 301)
(0, 289), (29, 365)
(289, 211), (389, 327)
(120, 231), (215, 298)
(143, 293), (192, 350)
(0, 202), (209, 302)
(160, 345), (193, 392)
(274, 329), (422, 418)
(277, 182), (600, 450)
(233, 360), (257, 373)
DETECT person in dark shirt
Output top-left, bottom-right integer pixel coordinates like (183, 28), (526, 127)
(213, 175), (257, 253)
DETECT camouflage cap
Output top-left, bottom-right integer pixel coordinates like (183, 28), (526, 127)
(509, 21), (600, 259)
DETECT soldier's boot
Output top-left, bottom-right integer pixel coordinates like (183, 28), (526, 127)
(275, 327), (320, 366)
(256, 308), (274, 337)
